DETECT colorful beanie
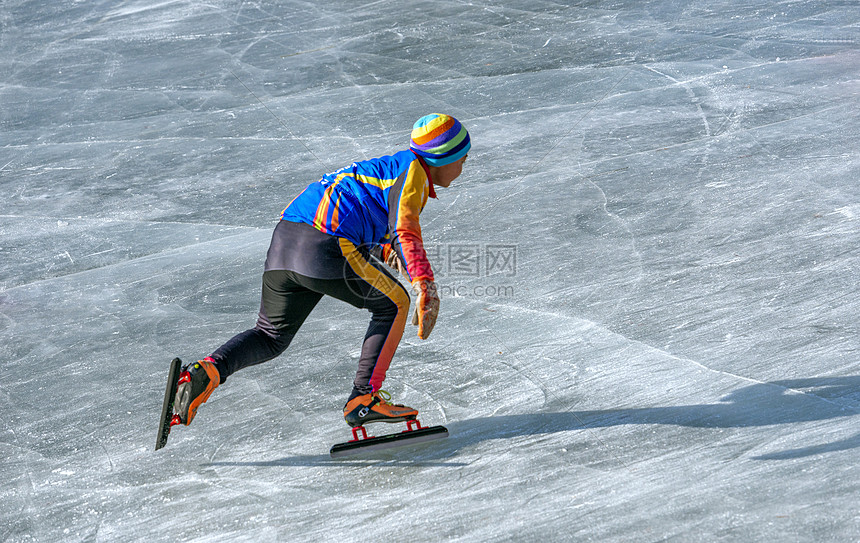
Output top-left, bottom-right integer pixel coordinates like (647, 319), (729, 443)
(410, 114), (471, 166)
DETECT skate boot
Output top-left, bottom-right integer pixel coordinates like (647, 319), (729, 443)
(343, 390), (418, 427)
(174, 357), (221, 425)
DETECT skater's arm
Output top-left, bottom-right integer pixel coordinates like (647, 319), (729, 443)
(388, 161), (434, 283)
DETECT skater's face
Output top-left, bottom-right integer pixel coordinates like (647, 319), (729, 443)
(430, 155), (468, 188)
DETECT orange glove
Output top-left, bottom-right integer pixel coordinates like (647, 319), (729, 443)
(411, 279), (439, 339)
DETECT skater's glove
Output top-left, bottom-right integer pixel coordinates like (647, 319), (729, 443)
(384, 246), (407, 277)
(411, 279), (439, 340)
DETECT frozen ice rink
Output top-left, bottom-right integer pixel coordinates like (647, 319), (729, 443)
(2, 0), (858, 541)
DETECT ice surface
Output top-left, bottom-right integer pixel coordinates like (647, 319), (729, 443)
(1, 0), (858, 541)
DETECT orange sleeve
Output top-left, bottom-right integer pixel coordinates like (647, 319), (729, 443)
(391, 161), (434, 282)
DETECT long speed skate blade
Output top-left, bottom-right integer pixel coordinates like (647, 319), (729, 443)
(155, 358), (183, 451)
(330, 425), (448, 458)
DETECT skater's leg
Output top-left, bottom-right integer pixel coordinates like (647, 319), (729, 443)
(176, 271), (322, 426)
(325, 238), (411, 397)
(353, 284), (410, 395)
(209, 270), (323, 382)
(300, 240), (414, 427)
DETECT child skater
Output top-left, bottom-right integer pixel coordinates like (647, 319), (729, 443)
(172, 114), (470, 429)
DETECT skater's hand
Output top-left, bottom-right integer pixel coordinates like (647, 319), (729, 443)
(411, 279), (439, 339)
(385, 246), (407, 277)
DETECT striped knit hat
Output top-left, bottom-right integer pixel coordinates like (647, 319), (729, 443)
(410, 114), (471, 166)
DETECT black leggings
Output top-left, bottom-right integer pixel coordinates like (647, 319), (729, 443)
(209, 222), (411, 399)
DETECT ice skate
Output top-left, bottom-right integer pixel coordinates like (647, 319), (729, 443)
(333, 392), (446, 457)
(343, 390), (418, 427)
(174, 357), (221, 425)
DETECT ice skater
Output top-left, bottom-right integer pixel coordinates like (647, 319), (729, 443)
(172, 114), (470, 431)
